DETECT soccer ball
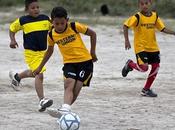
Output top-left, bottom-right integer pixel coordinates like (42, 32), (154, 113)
(57, 112), (80, 130)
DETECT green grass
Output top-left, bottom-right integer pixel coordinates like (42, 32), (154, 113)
(1, 0), (175, 29)
(1, 0), (175, 17)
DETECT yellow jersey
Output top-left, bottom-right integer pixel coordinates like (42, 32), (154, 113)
(124, 12), (165, 53)
(48, 22), (92, 64)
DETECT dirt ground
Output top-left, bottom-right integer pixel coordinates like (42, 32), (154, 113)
(1, 23), (175, 130)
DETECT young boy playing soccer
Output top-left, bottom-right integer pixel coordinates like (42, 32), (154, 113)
(122, 0), (175, 97)
(33, 6), (97, 118)
(9, 0), (53, 111)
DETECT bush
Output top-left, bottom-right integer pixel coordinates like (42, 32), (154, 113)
(0, 0), (23, 6)
(0, 0), (175, 17)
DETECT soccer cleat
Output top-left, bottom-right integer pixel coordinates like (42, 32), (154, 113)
(9, 71), (21, 91)
(122, 59), (133, 77)
(38, 98), (53, 112)
(141, 88), (158, 97)
(47, 108), (70, 118)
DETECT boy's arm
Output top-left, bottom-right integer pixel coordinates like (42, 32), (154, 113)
(33, 46), (54, 76)
(123, 25), (131, 50)
(123, 15), (137, 50)
(85, 28), (98, 62)
(161, 28), (175, 35)
(155, 17), (175, 35)
(9, 30), (18, 48)
(9, 18), (22, 48)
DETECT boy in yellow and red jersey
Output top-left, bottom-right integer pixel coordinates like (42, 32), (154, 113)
(122, 0), (175, 97)
(33, 6), (97, 118)
(9, 0), (53, 111)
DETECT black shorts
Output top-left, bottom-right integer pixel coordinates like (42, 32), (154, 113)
(136, 51), (160, 65)
(62, 60), (93, 86)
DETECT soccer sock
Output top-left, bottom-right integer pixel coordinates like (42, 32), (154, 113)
(61, 104), (71, 111)
(128, 60), (148, 72)
(144, 63), (159, 90)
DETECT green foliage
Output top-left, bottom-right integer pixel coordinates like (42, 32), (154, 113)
(155, 0), (175, 17)
(0, 0), (23, 6)
(45, 0), (175, 17)
(0, 0), (175, 17)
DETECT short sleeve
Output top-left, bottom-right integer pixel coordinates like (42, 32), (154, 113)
(124, 15), (138, 28)
(48, 18), (53, 31)
(75, 22), (88, 34)
(155, 17), (165, 31)
(10, 18), (22, 32)
(47, 34), (55, 46)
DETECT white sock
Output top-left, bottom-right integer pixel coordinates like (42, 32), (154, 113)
(61, 104), (71, 111)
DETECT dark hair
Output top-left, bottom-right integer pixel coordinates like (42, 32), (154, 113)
(25, 0), (38, 10)
(51, 6), (68, 20)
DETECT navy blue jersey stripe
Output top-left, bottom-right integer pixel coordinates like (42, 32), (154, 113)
(23, 30), (48, 51)
(19, 14), (50, 25)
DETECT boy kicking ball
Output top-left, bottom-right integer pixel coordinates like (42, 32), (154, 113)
(33, 6), (97, 118)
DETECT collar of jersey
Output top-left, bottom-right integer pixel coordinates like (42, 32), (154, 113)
(140, 11), (152, 17)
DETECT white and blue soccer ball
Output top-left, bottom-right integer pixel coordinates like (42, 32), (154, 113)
(57, 112), (80, 130)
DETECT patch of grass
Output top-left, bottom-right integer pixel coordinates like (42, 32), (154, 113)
(1, 0), (175, 17)
(0, 0), (23, 7)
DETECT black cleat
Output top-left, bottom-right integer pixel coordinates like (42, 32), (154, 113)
(141, 88), (158, 97)
(122, 59), (133, 77)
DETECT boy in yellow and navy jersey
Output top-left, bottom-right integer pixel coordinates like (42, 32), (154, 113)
(33, 6), (97, 118)
(122, 0), (175, 97)
(9, 0), (53, 111)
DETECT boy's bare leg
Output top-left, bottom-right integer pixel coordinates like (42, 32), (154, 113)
(18, 69), (34, 79)
(35, 73), (44, 100)
(18, 70), (44, 99)
(20, 70), (46, 99)
(10, 69), (53, 111)
(9, 69), (34, 90)
(35, 73), (53, 112)
(64, 78), (76, 105)
(17, 70), (44, 99)
(71, 80), (83, 105)
(19, 70), (53, 111)
(46, 78), (76, 118)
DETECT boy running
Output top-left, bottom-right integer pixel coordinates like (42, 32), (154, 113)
(33, 6), (97, 118)
(9, 0), (53, 111)
(122, 0), (175, 97)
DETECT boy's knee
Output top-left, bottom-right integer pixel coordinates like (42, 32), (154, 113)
(64, 78), (75, 90)
(151, 63), (160, 72)
(139, 64), (149, 72)
(35, 73), (43, 80)
(64, 85), (74, 92)
(152, 63), (160, 68)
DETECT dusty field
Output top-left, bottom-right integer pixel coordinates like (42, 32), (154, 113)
(0, 23), (175, 130)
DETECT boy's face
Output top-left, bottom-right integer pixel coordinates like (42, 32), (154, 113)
(52, 17), (68, 33)
(139, 0), (151, 13)
(26, 2), (40, 17)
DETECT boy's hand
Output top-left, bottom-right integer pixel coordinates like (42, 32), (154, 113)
(10, 41), (18, 48)
(91, 52), (98, 62)
(32, 67), (42, 76)
(125, 40), (131, 50)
